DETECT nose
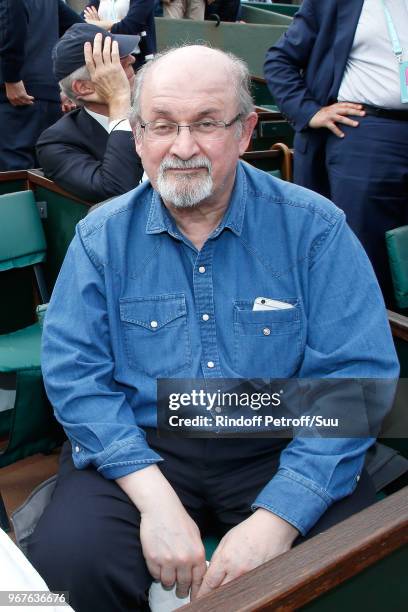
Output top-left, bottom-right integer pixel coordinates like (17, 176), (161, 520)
(168, 126), (201, 160)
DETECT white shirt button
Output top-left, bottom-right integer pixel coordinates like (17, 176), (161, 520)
(207, 361), (215, 368)
(356, 474), (360, 482)
(263, 327), (271, 336)
(198, 266), (206, 274)
(150, 320), (158, 329)
(75, 446), (80, 453)
(202, 314), (210, 321)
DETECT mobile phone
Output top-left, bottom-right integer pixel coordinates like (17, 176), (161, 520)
(252, 297), (294, 311)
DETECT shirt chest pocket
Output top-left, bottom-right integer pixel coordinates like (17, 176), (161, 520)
(119, 294), (192, 377)
(233, 300), (302, 377)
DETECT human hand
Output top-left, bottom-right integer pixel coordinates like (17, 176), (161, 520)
(84, 33), (131, 118)
(196, 509), (298, 598)
(117, 465), (207, 599)
(5, 81), (34, 106)
(140, 500), (207, 599)
(84, 6), (100, 21)
(308, 102), (365, 137)
(60, 92), (76, 113)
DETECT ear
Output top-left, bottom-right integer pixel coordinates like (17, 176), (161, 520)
(238, 112), (258, 155)
(72, 79), (95, 101)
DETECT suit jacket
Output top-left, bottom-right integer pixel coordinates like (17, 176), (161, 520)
(0, 0), (81, 101)
(36, 107), (143, 203)
(264, 0), (364, 190)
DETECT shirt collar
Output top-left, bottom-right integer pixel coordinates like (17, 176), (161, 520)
(84, 107), (110, 132)
(145, 161), (247, 237)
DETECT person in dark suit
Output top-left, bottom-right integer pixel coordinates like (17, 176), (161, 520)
(37, 23), (144, 203)
(264, 0), (408, 306)
(83, 0), (156, 68)
(0, 0), (81, 171)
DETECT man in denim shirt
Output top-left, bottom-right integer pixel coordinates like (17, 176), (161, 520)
(28, 45), (399, 612)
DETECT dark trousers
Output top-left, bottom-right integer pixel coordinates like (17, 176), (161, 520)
(296, 115), (408, 307)
(0, 99), (61, 171)
(27, 432), (376, 612)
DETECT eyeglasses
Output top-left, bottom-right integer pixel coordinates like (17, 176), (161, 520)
(139, 114), (242, 142)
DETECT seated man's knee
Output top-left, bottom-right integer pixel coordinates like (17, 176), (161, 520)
(27, 505), (151, 612)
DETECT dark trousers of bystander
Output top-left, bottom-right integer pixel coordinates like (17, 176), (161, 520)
(0, 100), (62, 171)
(295, 114), (408, 307)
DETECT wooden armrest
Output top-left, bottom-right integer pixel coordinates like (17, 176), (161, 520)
(26, 171), (91, 206)
(0, 169), (91, 207)
(250, 75), (267, 85)
(242, 145), (293, 182)
(0, 170), (28, 182)
(181, 486), (408, 611)
(270, 142), (292, 182)
(388, 309), (408, 342)
(255, 109), (285, 121)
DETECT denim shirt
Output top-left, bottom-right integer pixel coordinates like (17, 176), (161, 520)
(42, 161), (399, 535)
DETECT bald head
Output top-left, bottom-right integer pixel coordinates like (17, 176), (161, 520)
(131, 44), (258, 213)
(130, 45), (254, 124)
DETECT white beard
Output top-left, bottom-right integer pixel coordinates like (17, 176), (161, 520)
(157, 156), (213, 208)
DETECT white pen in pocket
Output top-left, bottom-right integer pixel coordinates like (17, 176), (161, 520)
(253, 297), (295, 311)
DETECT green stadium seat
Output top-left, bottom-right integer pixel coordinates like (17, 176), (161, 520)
(386, 225), (408, 309)
(0, 191), (61, 473)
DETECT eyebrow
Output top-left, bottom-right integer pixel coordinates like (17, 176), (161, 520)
(149, 108), (223, 119)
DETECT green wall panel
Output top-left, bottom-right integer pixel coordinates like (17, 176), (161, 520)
(242, 2), (298, 17)
(155, 15), (288, 78)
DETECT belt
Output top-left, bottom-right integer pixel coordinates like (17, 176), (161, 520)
(362, 104), (408, 121)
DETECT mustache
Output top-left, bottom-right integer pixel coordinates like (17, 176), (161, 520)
(159, 156), (212, 172)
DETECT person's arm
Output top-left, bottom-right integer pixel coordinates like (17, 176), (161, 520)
(264, 0), (364, 135)
(42, 227), (163, 475)
(83, 34), (132, 123)
(0, 0), (34, 105)
(36, 130), (143, 203)
(118, 466), (207, 599)
(42, 225), (206, 598)
(109, 0), (155, 34)
(83, 0), (154, 33)
(264, 0), (321, 131)
(198, 209), (399, 598)
(0, 0), (27, 83)
(250, 217), (398, 531)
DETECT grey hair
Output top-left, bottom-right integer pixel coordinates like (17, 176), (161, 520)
(129, 44), (254, 130)
(59, 65), (91, 107)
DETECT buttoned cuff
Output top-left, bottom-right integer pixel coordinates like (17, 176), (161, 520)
(71, 436), (163, 479)
(295, 101), (322, 132)
(251, 467), (332, 535)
